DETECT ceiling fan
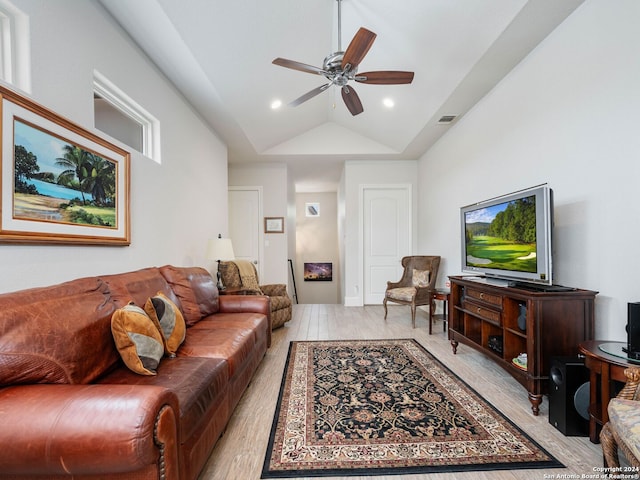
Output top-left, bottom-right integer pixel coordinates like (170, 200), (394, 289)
(272, 0), (414, 116)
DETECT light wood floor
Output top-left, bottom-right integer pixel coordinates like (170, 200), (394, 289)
(199, 304), (603, 480)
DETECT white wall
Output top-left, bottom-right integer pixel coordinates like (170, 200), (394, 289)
(228, 163), (289, 285)
(286, 171), (297, 301)
(0, 0), (228, 293)
(341, 160), (419, 306)
(337, 172), (347, 304)
(417, 0), (640, 341)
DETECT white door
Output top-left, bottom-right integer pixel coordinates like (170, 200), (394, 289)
(228, 187), (263, 278)
(363, 186), (411, 304)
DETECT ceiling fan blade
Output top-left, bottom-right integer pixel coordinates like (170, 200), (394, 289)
(341, 86), (364, 116)
(272, 58), (327, 76)
(341, 27), (376, 71)
(289, 84), (331, 107)
(356, 71), (415, 85)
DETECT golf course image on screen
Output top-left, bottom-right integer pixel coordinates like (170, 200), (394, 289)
(464, 195), (537, 273)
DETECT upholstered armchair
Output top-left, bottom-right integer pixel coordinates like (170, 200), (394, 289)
(383, 255), (441, 328)
(600, 366), (640, 468)
(219, 260), (292, 329)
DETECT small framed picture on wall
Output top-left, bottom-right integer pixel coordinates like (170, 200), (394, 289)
(304, 262), (332, 281)
(305, 202), (320, 217)
(264, 216), (284, 233)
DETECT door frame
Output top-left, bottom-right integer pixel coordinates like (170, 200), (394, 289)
(358, 183), (413, 306)
(228, 186), (264, 279)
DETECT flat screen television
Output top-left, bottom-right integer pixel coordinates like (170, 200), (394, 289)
(460, 184), (553, 287)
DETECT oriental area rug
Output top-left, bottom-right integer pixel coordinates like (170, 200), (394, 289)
(261, 339), (563, 478)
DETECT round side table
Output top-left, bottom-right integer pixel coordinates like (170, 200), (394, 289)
(578, 340), (640, 443)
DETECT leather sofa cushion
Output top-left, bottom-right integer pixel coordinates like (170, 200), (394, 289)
(178, 325), (256, 377)
(102, 267), (180, 309)
(99, 356), (229, 443)
(0, 277), (118, 385)
(160, 266), (219, 326)
(190, 313), (269, 347)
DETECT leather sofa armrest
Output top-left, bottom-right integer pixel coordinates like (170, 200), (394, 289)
(219, 294), (272, 345)
(260, 284), (287, 297)
(0, 384), (179, 478)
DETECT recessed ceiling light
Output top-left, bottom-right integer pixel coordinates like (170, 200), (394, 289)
(383, 98), (395, 108)
(271, 99), (283, 110)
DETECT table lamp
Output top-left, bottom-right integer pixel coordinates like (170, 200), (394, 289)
(207, 234), (235, 290)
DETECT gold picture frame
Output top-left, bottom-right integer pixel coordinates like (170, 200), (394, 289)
(264, 216), (284, 233)
(0, 85), (130, 245)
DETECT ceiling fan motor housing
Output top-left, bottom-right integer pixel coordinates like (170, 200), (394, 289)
(323, 52), (343, 71)
(323, 52), (356, 86)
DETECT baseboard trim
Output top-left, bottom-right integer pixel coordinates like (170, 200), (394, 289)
(344, 296), (362, 307)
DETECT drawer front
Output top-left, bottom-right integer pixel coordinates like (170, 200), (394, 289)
(465, 287), (502, 308)
(463, 300), (501, 325)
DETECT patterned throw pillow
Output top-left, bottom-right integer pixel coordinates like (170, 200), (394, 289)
(111, 303), (164, 375)
(144, 292), (186, 357)
(412, 269), (430, 287)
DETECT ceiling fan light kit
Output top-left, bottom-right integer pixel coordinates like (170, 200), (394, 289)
(272, 0), (414, 116)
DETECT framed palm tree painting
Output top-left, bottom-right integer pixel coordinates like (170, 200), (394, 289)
(0, 85), (130, 245)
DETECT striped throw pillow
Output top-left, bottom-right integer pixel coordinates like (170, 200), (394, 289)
(144, 292), (186, 357)
(111, 303), (164, 375)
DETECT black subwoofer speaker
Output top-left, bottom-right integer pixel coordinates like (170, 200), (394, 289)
(548, 356), (589, 436)
(624, 302), (640, 360)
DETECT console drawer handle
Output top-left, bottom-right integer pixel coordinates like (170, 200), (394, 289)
(477, 307), (481, 313)
(480, 293), (484, 299)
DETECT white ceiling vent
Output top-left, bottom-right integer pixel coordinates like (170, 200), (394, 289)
(437, 115), (458, 124)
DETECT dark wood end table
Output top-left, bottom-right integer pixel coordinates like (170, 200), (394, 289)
(429, 289), (450, 335)
(578, 340), (639, 443)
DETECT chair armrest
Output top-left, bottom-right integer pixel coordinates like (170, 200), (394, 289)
(260, 284), (287, 296)
(414, 286), (435, 302)
(386, 280), (405, 290)
(616, 366), (640, 400)
(0, 384), (179, 478)
(222, 287), (262, 295)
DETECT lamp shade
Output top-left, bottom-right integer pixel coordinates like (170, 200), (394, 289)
(207, 237), (235, 261)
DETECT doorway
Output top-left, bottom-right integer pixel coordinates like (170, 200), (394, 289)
(228, 186), (263, 279)
(361, 185), (412, 304)
(295, 192), (340, 304)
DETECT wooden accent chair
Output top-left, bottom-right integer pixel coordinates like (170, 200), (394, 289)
(219, 260), (292, 329)
(600, 366), (640, 468)
(383, 256), (440, 328)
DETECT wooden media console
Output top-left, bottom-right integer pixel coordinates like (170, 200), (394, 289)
(449, 276), (597, 415)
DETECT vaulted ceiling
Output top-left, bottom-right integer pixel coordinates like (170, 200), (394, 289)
(99, 0), (583, 191)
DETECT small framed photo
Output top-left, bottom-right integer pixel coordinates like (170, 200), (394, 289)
(264, 216), (284, 233)
(304, 262), (332, 281)
(305, 202), (320, 217)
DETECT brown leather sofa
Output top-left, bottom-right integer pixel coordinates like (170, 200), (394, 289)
(0, 265), (271, 480)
